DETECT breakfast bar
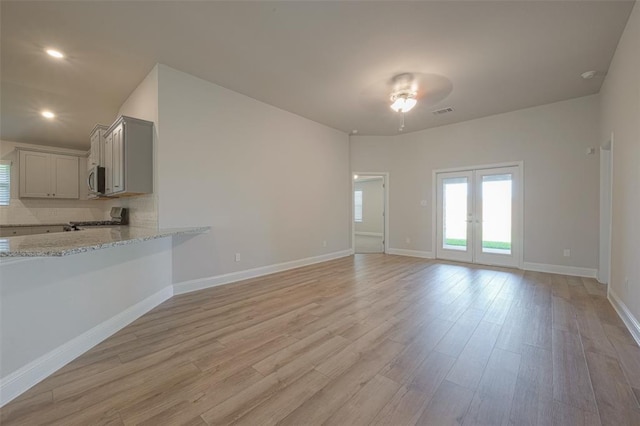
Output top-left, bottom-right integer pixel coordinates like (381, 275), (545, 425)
(0, 226), (209, 404)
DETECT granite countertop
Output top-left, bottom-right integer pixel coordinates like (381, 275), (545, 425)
(0, 226), (209, 257)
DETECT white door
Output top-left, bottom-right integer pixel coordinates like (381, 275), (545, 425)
(111, 123), (124, 194)
(436, 171), (474, 263)
(104, 131), (113, 195)
(19, 150), (51, 198)
(436, 165), (521, 268)
(51, 154), (79, 199)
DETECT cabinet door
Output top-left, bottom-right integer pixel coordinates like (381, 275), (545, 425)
(51, 154), (79, 199)
(89, 131), (100, 167)
(0, 227), (32, 237)
(104, 131), (113, 194)
(111, 123), (124, 193)
(19, 151), (51, 198)
(30, 226), (65, 235)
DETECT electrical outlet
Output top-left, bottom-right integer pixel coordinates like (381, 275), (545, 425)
(406, 237), (411, 244)
(322, 240), (327, 247)
(563, 249), (571, 257)
(235, 253), (241, 262)
(420, 200), (428, 207)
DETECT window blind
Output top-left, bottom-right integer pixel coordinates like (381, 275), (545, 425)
(0, 161), (11, 206)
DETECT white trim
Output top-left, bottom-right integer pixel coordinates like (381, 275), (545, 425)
(608, 288), (640, 346)
(522, 262), (597, 278)
(351, 172), (389, 254)
(174, 249), (353, 295)
(387, 248), (434, 259)
(431, 161), (525, 174)
(355, 231), (383, 237)
(0, 286), (173, 407)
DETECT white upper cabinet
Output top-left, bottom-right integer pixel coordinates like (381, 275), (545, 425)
(51, 154), (80, 199)
(19, 150), (79, 199)
(103, 116), (153, 197)
(88, 124), (108, 169)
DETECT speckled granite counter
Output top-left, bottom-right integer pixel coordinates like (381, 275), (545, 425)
(0, 226), (209, 257)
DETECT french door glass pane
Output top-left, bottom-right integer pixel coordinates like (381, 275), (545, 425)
(481, 173), (512, 254)
(443, 177), (468, 251)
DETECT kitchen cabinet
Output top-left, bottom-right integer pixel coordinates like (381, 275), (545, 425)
(19, 150), (80, 199)
(88, 124), (108, 169)
(0, 225), (65, 237)
(103, 116), (153, 196)
(0, 227), (31, 237)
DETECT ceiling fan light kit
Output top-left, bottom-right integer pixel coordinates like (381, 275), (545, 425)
(390, 91), (418, 113)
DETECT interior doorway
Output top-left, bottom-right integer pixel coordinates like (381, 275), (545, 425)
(434, 163), (522, 268)
(353, 173), (388, 254)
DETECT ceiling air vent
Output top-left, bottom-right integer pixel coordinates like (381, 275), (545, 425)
(432, 107), (454, 115)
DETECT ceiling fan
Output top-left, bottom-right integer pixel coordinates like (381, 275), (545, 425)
(359, 72), (453, 133)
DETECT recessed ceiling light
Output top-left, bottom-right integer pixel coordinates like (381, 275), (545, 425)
(46, 49), (64, 59)
(351, 130), (358, 134)
(41, 110), (55, 119)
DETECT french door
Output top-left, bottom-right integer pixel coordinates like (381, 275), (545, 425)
(436, 165), (521, 268)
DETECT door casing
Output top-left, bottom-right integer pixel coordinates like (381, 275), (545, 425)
(351, 172), (389, 254)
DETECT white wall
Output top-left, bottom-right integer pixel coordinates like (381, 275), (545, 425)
(355, 178), (384, 234)
(104, 65), (159, 228)
(351, 95), (600, 269)
(0, 140), (105, 225)
(600, 2), (640, 322)
(155, 65), (350, 284)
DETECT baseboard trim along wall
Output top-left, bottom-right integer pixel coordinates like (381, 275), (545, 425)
(0, 286), (174, 407)
(174, 249), (354, 295)
(608, 288), (640, 346)
(521, 262), (598, 278)
(385, 250), (597, 278)
(387, 248), (434, 259)
(355, 231), (384, 237)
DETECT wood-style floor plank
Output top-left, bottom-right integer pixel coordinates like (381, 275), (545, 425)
(2, 254), (639, 426)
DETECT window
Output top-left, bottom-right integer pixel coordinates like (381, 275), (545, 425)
(354, 190), (363, 222)
(0, 161), (10, 206)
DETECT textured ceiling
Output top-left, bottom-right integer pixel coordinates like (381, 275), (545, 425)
(1, 1), (635, 149)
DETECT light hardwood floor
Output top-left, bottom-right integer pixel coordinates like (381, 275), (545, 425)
(2, 254), (640, 425)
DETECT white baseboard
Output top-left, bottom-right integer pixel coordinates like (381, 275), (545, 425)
(173, 249), (354, 295)
(387, 248), (434, 259)
(608, 288), (640, 346)
(355, 232), (383, 237)
(522, 262), (597, 278)
(0, 286), (173, 407)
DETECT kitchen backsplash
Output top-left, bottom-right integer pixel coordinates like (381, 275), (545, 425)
(103, 194), (158, 228)
(0, 198), (106, 225)
(1, 196), (159, 228)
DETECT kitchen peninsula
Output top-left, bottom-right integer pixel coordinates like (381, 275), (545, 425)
(0, 225), (209, 405)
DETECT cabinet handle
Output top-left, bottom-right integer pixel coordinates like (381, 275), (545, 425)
(47, 193), (50, 196)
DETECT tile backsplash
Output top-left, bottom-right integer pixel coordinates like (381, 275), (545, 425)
(103, 194), (158, 228)
(0, 198), (106, 225)
(1, 195), (159, 228)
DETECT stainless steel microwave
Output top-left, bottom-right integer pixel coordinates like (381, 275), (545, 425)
(87, 165), (105, 196)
